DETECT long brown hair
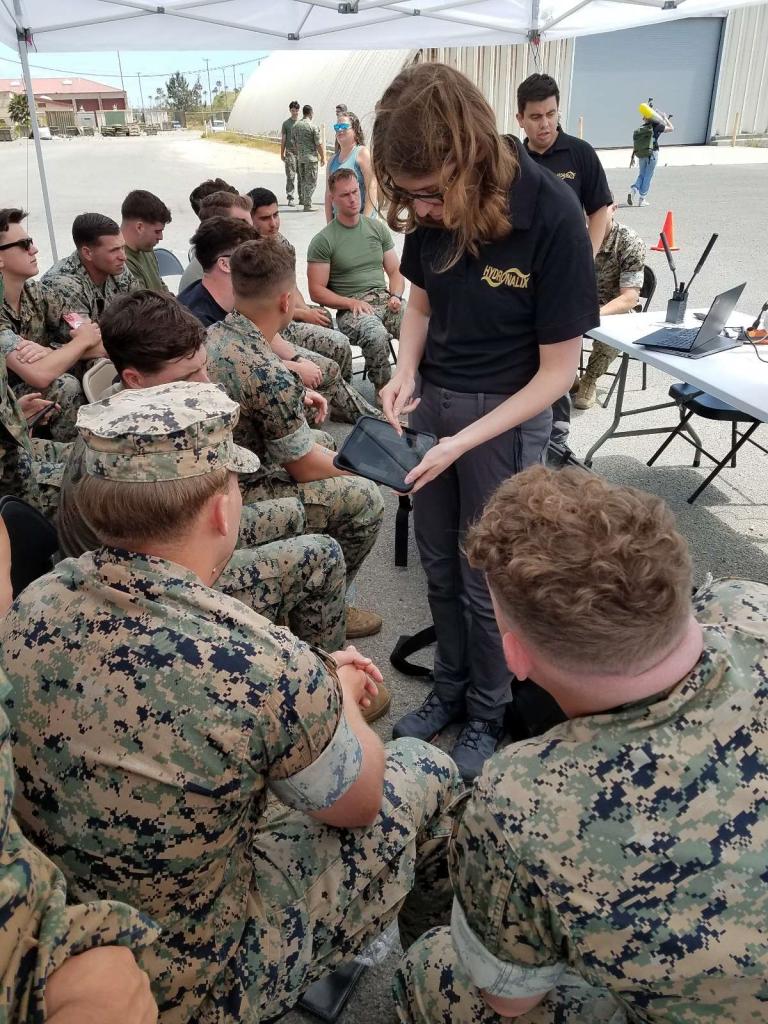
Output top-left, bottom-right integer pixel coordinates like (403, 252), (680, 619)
(372, 63), (518, 268)
(341, 110), (365, 147)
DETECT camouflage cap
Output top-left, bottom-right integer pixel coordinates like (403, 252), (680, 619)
(76, 381), (261, 482)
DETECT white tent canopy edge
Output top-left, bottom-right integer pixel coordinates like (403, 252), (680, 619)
(1, 0), (760, 257)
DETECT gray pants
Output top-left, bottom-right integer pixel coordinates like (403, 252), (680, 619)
(551, 391), (571, 447)
(411, 381), (551, 721)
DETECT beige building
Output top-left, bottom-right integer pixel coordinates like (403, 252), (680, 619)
(0, 76), (127, 132)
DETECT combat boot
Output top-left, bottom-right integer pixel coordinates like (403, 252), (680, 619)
(346, 606), (383, 638)
(574, 379), (598, 410)
(362, 682), (391, 724)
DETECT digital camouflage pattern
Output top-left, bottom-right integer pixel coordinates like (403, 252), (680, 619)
(0, 352), (68, 517)
(283, 319), (354, 381)
(394, 578), (768, 1024)
(293, 118), (322, 208)
(41, 250), (138, 337)
(75, 380), (261, 482)
(0, 683), (158, 1024)
(289, 341), (378, 425)
(0, 280), (86, 441)
(0, 549), (462, 1024)
(57, 437), (347, 650)
(206, 311), (384, 577)
(335, 287), (402, 390)
(583, 220), (647, 383)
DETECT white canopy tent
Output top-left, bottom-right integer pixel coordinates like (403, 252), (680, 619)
(0, 0), (760, 256)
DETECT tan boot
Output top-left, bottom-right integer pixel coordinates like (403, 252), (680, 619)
(574, 380), (598, 410)
(362, 681), (392, 724)
(346, 605), (383, 639)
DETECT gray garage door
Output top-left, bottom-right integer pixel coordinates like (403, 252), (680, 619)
(567, 18), (723, 148)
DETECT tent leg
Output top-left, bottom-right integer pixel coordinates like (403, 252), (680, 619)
(16, 24), (58, 262)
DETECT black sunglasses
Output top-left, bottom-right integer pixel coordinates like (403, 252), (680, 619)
(0, 236), (34, 252)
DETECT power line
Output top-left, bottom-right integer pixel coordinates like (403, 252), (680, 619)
(0, 52), (267, 82)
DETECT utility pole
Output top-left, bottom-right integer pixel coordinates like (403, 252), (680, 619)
(204, 58), (212, 116)
(222, 64), (228, 97)
(137, 71), (145, 123)
(116, 51), (125, 95)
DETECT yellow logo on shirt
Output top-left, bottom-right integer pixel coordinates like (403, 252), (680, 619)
(481, 265), (531, 289)
(557, 170), (576, 180)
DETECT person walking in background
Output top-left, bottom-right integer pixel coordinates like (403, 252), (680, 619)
(280, 100), (301, 207)
(628, 101), (674, 207)
(325, 110), (377, 221)
(293, 105), (326, 212)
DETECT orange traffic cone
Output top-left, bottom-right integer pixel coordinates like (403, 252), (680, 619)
(651, 211), (679, 251)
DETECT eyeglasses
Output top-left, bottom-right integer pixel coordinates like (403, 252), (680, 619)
(333, 123), (350, 133)
(392, 186), (444, 205)
(0, 236), (34, 252)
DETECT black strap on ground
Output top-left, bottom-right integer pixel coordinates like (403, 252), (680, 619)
(394, 494), (412, 567)
(390, 626), (436, 677)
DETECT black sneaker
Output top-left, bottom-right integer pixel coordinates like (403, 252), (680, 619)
(392, 690), (464, 742)
(451, 719), (504, 782)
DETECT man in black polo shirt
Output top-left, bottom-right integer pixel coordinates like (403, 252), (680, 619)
(178, 216), (257, 327)
(517, 73), (612, 454)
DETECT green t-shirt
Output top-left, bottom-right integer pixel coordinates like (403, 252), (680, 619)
(282, 116), (298, 154)
(307, 217), (394, 298)
(125, 247), (168, 293)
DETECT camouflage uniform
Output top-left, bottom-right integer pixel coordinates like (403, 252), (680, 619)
(41, 250), (138, 339)
(277, 233), (354, 380)
(582, 221), (646, 385)
(293, 117), (323, 208)
(0, 380), (463, 1024)
(281, 115), (299, 203)
(394, 578), (768, 1024)
(289, 342), (379, 425)
(335, 287), (402, 391)
(0, 351), (67, 518)
(56, 437), (347, 651)
(0, 279), (86, 441)
(0, 683), (158, 1024)
(207, 311), (384, 578)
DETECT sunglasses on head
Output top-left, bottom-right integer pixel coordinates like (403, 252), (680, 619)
(333, 123), (351, 132)
(0, 236), (34, 252)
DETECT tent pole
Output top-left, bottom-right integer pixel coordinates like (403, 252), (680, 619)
(15, 24), (58, 261)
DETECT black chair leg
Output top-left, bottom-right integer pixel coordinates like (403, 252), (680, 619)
(641, 362), (648, 391)
(687, 422), (761, 504)
(647, 408), (696, 467)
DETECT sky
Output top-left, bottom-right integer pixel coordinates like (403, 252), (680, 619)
(0, 46), (267, 106)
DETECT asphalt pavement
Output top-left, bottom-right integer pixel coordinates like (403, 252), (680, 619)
(4, 130), (768, 1024)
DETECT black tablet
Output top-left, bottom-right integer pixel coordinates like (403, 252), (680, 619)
(333, 416), (437, 492)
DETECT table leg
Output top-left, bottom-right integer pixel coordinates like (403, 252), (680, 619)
(584, 353), (629, 467)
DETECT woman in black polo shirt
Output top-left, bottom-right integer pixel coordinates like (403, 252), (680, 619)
(372, 63), (599, 781)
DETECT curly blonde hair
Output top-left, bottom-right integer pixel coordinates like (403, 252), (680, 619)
(372, 62), (518, 269)
(466, 467), (693, 675)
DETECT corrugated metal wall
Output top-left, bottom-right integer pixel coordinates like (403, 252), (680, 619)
(710, 3), (768, 138)
(420, 40), (575, 135)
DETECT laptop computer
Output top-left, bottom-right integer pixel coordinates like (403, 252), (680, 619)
(635, 282), (746, 359)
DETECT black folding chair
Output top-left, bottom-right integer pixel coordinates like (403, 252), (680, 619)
(580, 265), (657, 405)
(647, 382), (766, 503)
(0, 495), (58, 598)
